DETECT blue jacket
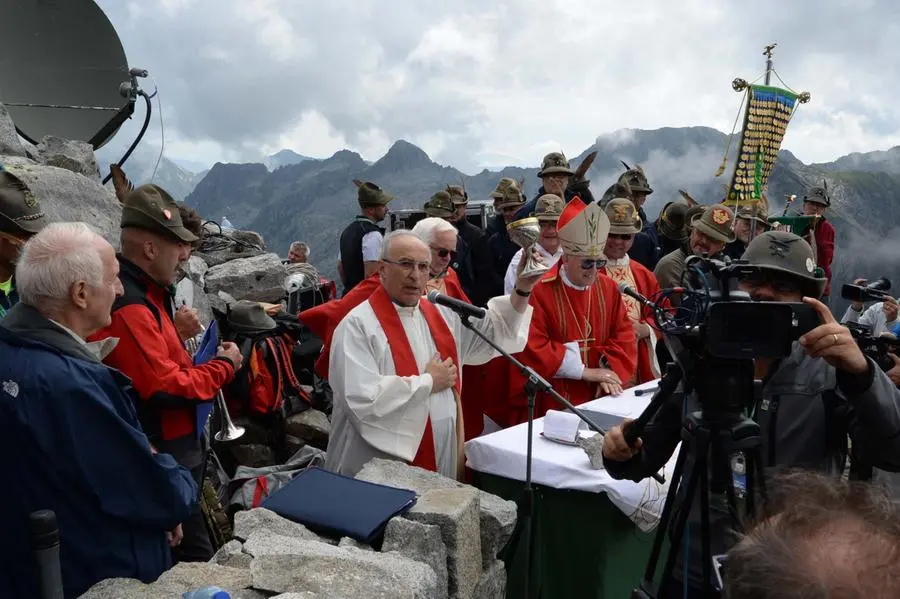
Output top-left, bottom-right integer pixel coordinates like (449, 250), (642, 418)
(0, 304), (198, 599)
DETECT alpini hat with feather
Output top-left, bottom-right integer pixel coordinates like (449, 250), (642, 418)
(538, 152), (574, 177)
(491, 177), (525, 209)
(803, 182), (830, 207)
(354, 179), (393, 207)
(557, 197), (611, 258)
(618, 161), (653, 194)
(605, 198), (642, 235)
(0, 168), (47, 236)
(424, 190), (455, 218)
(445, 184), (468, 206)
(741, 230), (827, 298)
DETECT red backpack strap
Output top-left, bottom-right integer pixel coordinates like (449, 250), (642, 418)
(264, 337), (285, 413)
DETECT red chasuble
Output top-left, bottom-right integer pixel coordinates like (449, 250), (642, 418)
(504, 263), (637, 425)
(300, 273), (382, 379)
(601, 259), (663, 384)
(366, 285), (462, 472)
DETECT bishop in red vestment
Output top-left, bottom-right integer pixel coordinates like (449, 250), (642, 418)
(505, 197), (637, 426)
(601, 198), (663, 384)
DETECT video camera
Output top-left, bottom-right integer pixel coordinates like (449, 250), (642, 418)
(666, 255), (820, 362)
(841, 277), (892, 303)
(845, 322), (900, 372)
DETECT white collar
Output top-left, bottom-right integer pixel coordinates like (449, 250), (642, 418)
(604, 255), (630, 267)
(560, 266), (589, 291)
(49, 319), (119, 361)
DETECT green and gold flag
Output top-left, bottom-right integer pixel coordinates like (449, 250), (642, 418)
(725, 85), (799, 208)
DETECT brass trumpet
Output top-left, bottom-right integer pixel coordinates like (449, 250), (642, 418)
(185, 326), (245, 443)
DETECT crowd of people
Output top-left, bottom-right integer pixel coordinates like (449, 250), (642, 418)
(2, 146), (900, 597)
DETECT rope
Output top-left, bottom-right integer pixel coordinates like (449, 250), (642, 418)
(714, 89), (749, 177)
(197, 220), (264, 253)
(149, 75), (165, 183)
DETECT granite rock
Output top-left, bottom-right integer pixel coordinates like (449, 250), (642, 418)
(205, 252), (287, 302)
(233, 507), (322, 543)
(406, 488), (481, 599)
(356, 458), (517, 568)
(383, 517), (449, 599)
(285, 409), (330, 449)
(36, 135), (101, 180)
(473, 560), (507, 599)
(0, 103), (26, 157)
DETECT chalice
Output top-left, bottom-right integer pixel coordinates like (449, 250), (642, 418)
(507, 217), (550, 278)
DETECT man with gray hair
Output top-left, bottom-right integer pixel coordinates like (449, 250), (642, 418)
(0, 222), (197, 598)
(411, 216), (469, 300)
(326, 229), (541, 479)
(286, 241), (310, 264)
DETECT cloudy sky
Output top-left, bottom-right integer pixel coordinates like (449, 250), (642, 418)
(94, 0), (900, 173)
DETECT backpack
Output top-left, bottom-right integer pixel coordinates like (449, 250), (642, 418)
(220, 312), (312, 420)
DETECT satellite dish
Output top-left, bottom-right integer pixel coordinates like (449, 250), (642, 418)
(0, 0), (139, 149)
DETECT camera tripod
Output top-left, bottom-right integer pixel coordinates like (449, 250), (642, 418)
(628, 354), (768, 599)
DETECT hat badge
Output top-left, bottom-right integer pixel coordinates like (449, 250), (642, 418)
(612, 203), (629, 222)
(163, 209), (172, 220)
(712, 207), (730, 225)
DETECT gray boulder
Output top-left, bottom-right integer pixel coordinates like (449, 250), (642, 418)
(1, 162), (122, 246)
(406, 488), (481, 599)
(285, 409), (330, 449)
(338, 536), (374, 551)
(356, 459), (517, 568)
(176, 256), (213, 326)
(383, 517), (449, 599)
(211, 539), (253, 569)
(205, 252), (287, 303)
(250, 542), (439, 599)
(152, 562), (252, 595)
(473, 560), (507, 599)
(0, 103), (26, 157)
(36, 135), (100, 180)
(233, 507), (322, 543)
(77, 578), (148, 598)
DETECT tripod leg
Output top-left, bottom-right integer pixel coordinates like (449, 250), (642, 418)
(659, 430), (710, 593)
(640, 443), (689, 585)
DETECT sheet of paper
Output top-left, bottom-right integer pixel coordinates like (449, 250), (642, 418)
(542, 410), (581, 444)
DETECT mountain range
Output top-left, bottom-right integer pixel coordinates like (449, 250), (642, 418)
(182, 126), (900, 310)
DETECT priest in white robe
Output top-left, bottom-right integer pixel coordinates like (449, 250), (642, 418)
(326, 229), (539, 479)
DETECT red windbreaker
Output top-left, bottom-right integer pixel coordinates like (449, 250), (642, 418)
(89, 257), (235, 442)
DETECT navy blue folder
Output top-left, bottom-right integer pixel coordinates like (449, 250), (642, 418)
(260, 466), (418, 543)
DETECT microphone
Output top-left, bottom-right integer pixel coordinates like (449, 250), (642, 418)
(617, 282), (658, 310)
(427, 290), (486, 320)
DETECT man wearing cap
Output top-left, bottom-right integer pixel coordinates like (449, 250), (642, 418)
(0, 170), (47, 318)
(802, 185), (836, 300)
(487, 178), (526, 296)
(601, 198), (663, 384)
(504, 194), (564, 294)
(725, 207), (770, 261)
(602, 230), (900, 597)
(629, 201), (690, 270)
(338, 180), (392, 296)
(424, 190), (476, 302)
(654, 204), (735, 304)
(513, 151), (575, 220)
(445, 185), (494, 307)
(89, 184), (244, 562)
(501, 198), (636, 426)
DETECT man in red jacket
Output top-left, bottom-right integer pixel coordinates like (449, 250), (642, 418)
(89, 184), (243, 562)
(803, 185), (836, 301)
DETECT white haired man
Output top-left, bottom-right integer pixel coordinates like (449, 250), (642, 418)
(326, 229), (540, 479)
(411, 216), (469, 300)
(287, 241), (309, 264)
(0, 223), (197, 598)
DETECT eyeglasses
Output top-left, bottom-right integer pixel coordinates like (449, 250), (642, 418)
(383, 258), (431, 275)
(430, 246), (455, 259)
(580, 259), (607, 270)
(608, 233), (634, 241)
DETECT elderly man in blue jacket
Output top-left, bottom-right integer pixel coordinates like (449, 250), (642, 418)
(0, 222), (197, 599)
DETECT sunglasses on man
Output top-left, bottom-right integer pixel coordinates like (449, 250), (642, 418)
(431, 246), (455, 259)
(580, 258), (607, 270)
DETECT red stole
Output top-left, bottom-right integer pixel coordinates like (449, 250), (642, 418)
(367, 285), (461, 472)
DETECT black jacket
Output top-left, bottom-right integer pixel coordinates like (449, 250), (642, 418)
(604, 347), (900, 590)
(339, 216), (383, 296)
(455, 218), (495, 306)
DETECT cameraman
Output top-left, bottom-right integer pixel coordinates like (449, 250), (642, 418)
(841, 279), (899, 336)
(601, 231), (900, 598)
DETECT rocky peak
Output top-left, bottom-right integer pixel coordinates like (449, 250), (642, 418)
(370, 140), (433, 173)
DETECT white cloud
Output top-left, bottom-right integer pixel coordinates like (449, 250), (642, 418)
(95, 0), (900, 172)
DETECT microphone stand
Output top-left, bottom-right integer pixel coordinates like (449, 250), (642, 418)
(459, 313), (632, 599)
